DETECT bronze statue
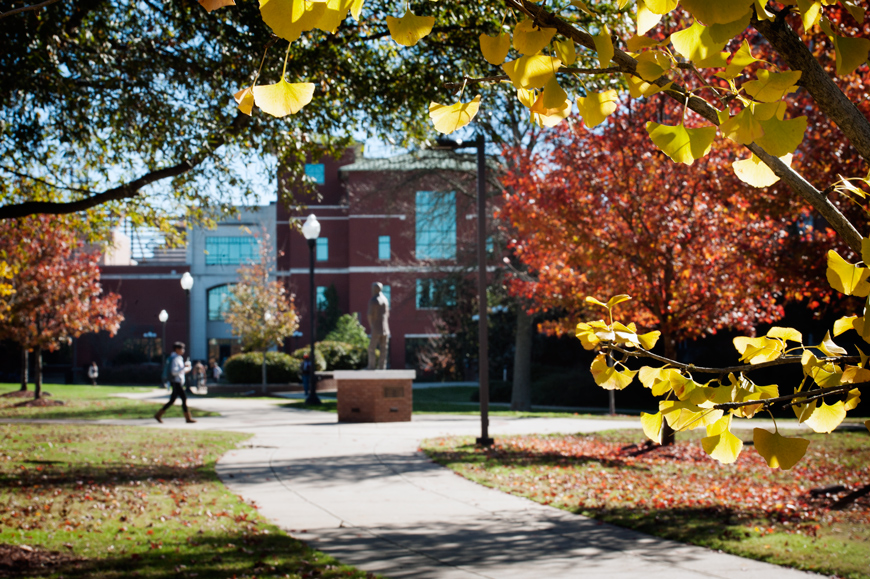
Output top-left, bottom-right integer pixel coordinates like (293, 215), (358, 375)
(367, 282), (390, 369)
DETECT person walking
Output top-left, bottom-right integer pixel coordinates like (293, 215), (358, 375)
(154, 342), (195, 424)
(301, 353), (312, 397)
(87, 362), (99, 386)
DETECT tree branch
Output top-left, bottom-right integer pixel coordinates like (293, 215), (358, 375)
(0, 0), (62, 20)
(0, 112), (249, 220)
(711, 383), (860, 411)
(605, 343), (859, 375)
(752, 12), (870, 168)
(505, 0), (864, 254)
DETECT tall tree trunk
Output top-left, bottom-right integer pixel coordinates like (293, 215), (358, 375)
(34, 346), (42, 400)
(511, 308), (533, 411)
(19, 347), (28, 391)
(261, 350), (267, 393)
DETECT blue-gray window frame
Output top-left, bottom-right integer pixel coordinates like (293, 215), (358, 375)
(378, 235), (391, 260)
(316, 237), (328, 261)
(205, 236), (258, 266)
(415, 191), (456, 260)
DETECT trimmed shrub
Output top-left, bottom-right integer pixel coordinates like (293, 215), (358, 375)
(289, 346), (326, 372)
(224, 351), (301, 384)
(324, 314), (369, 349)
(292, 341), (367, 371)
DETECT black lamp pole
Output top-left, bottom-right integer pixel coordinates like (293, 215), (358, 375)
(306, 237), (321, 405)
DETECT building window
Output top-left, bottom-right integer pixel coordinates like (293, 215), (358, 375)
(305, 163), (325, 184)
(316, 237), (328, 261)
(378, 235), (391, 261)
(205, 236), (258, 266)
(208, 285), (234, 321)
(415, 191), (456, 260)
(416, 278), (456, 309)
(316, 286), (327, 310)
(382, 284), (391, 304)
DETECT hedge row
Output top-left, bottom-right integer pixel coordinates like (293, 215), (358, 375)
(224, 341), (367, 384)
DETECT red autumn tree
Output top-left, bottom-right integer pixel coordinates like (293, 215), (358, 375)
(0, 216), (123, 399)
(499, 98), (806, 359)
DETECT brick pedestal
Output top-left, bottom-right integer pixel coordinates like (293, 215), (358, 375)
(334, 370), (415, 423)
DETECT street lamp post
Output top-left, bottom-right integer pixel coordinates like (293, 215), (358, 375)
(180, 272), (194, 389)
(301, 214), (322, 405)
(435, 133), (493, 447)
(158, 310), (169, 387)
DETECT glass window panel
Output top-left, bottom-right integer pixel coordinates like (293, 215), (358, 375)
(205, 237), (258, 266)
(316, 286), (327, 310)
(378, 235), (391, 260)
(305, 163), (325, 184)
(415, 278), (454, 309)
(415, 191), (456, 260)
(207, 285), (233, 321)
(316, 237), (328, 261)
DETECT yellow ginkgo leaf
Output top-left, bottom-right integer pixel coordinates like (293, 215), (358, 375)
(539, 76), (569, 111)
(513, 19), (556, 55)
(661, 400), (718, 431)
(554, 40), (576, 66)
(680, 0), (753, 25)
(717, 39), (760, 80)
(606, 294), (631, 308)
(308, 0), (357, 34)
(252, 80), (314, 117)
(827, 249), (870, 297)
(635, 50), (672, 82)
(534, 106), (572, 128)
(644, 0), (678, 14)
(624, 74), (671, 98)
(670, 21), (729, 68)
(386, 10), (435, 47)
(833, 35), (870, 76)
(349, 0), (364, 20)
(593, 25), (614, 69)
(590, 353), (637, 390)
(733, 336), (783, 363)
(428, 95), (482, 135)
(743, 69), (802, 103)
(575, 322), (602, 350)
(754, 116), (808, 157)
(861, 237), (870, 266)
(503, 55), (562, 89)
(842, 1), (865, 24)
(646, 122), (717, 165)
(577, 90), (619, 128)
(701, 416), (743, 464)
(818, 331), (848, 358)
(733, 153), (792, 188)
(637, 0), (662, 36)
(626, 34), (660, 52)
(720, 108), (764, 145)
(233, 86), (255, 116)
(845, 388), (861, 411)
(199, 0), (235, 11)
(767, 326), (803, 343)
(803, 400), (847, 433)
(841, 365), (870, 384)
(833, 315), (860, 336)
(638, 331), (661, 350)
(641, 411), (663, 444)
(585, 296), (608, 308)
(753, 428), (810, 470)
(796, 0), (822, 30)
(259, 0), (309, 42)
(480, 32), (511, 65)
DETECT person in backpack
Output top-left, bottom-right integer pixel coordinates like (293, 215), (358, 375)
(154, 342), (195, 424)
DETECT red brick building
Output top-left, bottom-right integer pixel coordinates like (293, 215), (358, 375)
(74, 146), (491, 375)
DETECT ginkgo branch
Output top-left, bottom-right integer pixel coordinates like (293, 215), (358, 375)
(604, 342), (859, 375)
(712, 383), (862, 411)
(506, 0), (864, 254)
(0, 113), (249, 220)
(443, 67), (620, 92)
(0, 0), (62, 20)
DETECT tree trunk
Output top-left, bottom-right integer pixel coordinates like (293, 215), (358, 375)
(34, 346), (42, 400)
(19, 347), (28, 391)
(510, 308), (532, 411)
(661, 335), (676, 446)
(261, 350), (267, 394)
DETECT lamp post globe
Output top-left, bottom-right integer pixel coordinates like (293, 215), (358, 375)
(180, 272), (194, 294)
(158, 310), (168, 323)
(158, 309), (169, 379)
(300, 214), (321, 405)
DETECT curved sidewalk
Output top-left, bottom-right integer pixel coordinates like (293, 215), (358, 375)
(118, 392), (819, 579)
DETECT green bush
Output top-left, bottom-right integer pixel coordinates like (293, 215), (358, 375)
(289, 347), (326, 372)
(224, 351), (302, 384)
(324, 314), (369, 349)
(291, 342), (367, 371)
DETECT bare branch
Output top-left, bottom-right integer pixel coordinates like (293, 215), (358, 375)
(0, 113), (249, 220)
(0, 0), (62, 20)
(711, 383), (861, 411)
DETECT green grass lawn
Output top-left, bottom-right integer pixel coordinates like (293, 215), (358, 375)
(0, 384), (218, 421)
(0, 422), (377, 578)
(422, 428), (870, 579)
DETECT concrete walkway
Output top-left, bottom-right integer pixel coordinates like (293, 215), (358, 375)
(107, 391), (818, 579)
